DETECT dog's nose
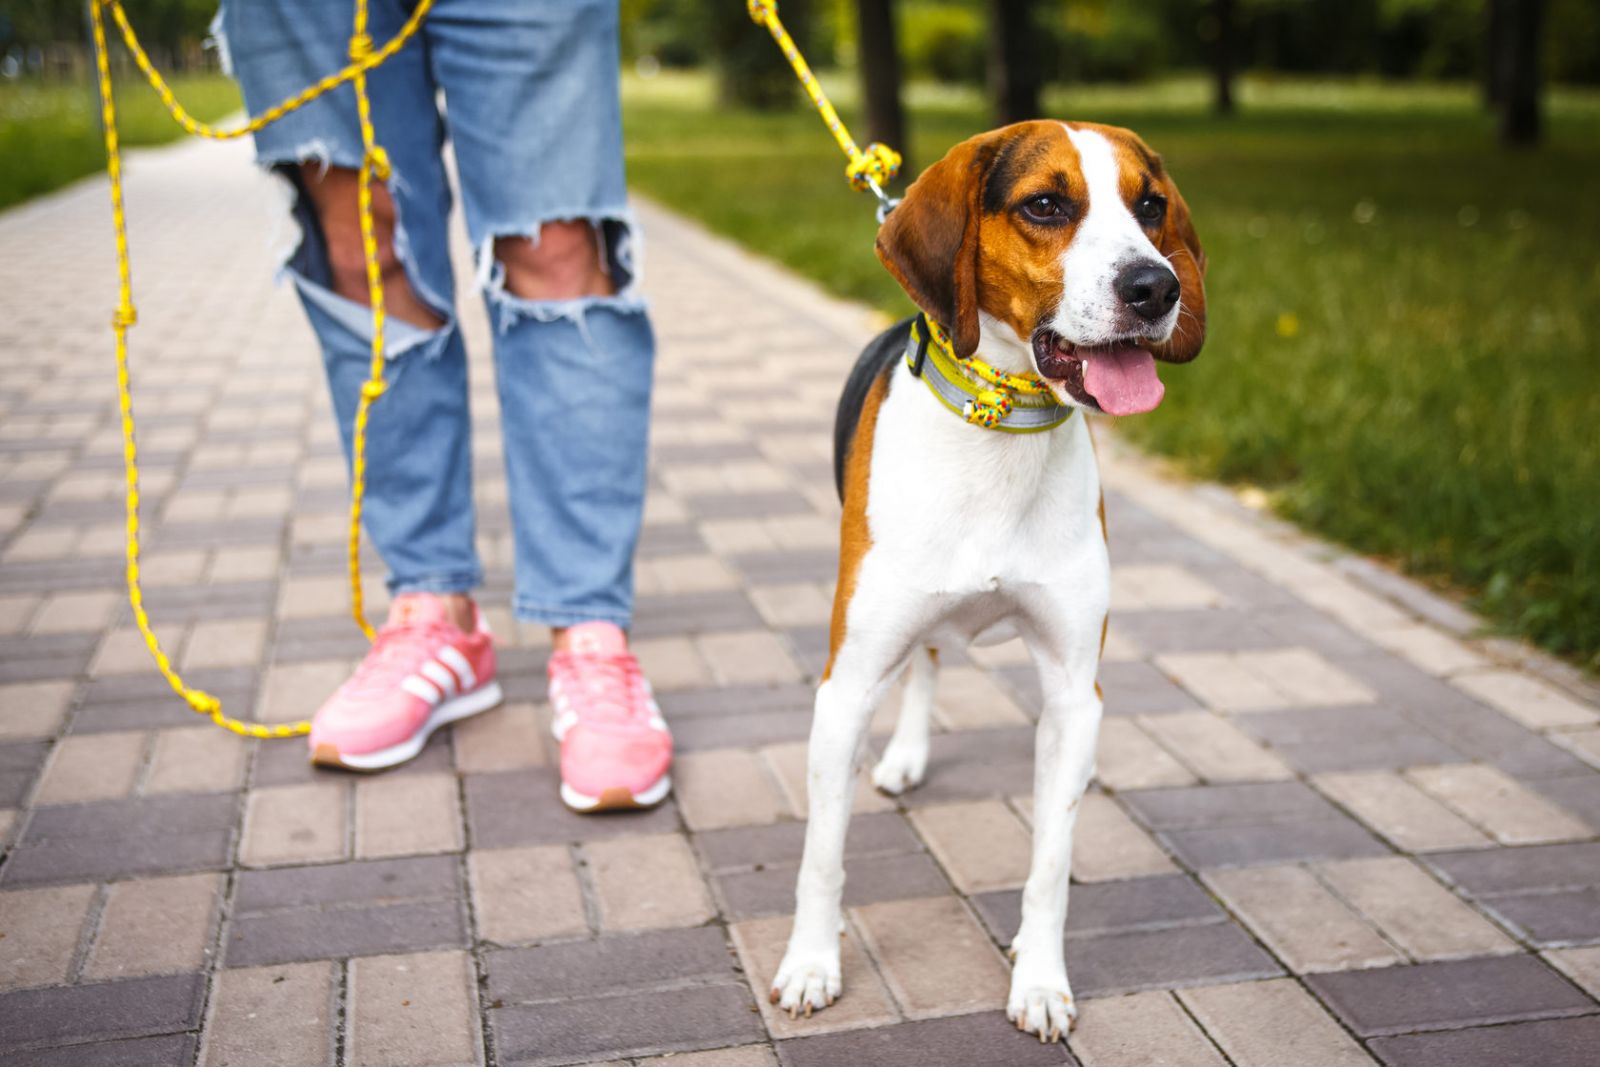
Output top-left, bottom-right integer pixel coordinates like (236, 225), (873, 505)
(1115, 263), (1181, 321)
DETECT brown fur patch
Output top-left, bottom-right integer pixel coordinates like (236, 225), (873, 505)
(824, 372), (890, 679)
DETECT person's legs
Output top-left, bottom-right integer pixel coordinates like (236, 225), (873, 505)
(426, 0), (666, 808)
(217, 0), (499, 766)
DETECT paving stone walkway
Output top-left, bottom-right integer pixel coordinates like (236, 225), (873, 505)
(2, 134), (1600, 1067)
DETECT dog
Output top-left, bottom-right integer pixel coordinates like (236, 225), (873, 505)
(769, 120), (1206, 1042)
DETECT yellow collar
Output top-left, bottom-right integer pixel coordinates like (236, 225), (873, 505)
(906, 316), (1073, 433)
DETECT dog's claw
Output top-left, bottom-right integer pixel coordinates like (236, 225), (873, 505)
(804, 1003), (813, 1019)
(768, 989), (780, 1005)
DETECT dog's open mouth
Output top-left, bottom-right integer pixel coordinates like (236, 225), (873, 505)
(1030, 331), (1166, 416)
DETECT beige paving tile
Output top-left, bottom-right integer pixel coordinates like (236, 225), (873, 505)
(0, 809), (16, 847)
(965, 636), (1033, 669)
(1071, 990), (1229, 1067)
(759, 741), (895, 818)
(1312, 770), (1492, 852)
(180, 619), (267, 671)
(451, 701), (546, 773)
(850, 895), (1010, 1018)
(140, 548), (209, 587)
(1405, 763), (1590, 845)
(209, 546), (281, 584)
(354, 773), (463, 858)
(0, 595), (40, 636)
(637, 1047), (778, 1067)
(1551, 726), (1600, 770)
(908, 799), (1032, 893)
(1139, 711), (1294, 782)
(632, 635), (714, 691)
(1237, 649), (1376, 707)
(729, 914), (899, 1038)
(1542, 945), (1600, 1000)
(144, 726), (248, 795)
(1315, 857), (1516, 961)
(29, 591), (118, 634)
(1178, 978), (1376, 1067)
(1368, 623), (1486, 676)
(0, 883), (95, 991)
(647, 554), (739, 593)
(86, 872), (222, 980)
(33, 730), (146, 804)
(203, 961), (336, 1067)
(674, 748), (786, 831)
(240, 781), (348, 867)
(584, 833), (714, 932)
(259, 660), (350, 723)
(0, 681), (74, 739)
(1068, 793), (1177, 882)
(1095, 718), (1197, 790)
(1452, 669), (1599, 731)
(698, 518), (776, 554)
(1204, 865), (1401, 973)
(696, 630), (803, 686)
(93, 626), (182, 677)
(932, 667), (1030, 730)
(348, 950), (481, 1067)
(1112, 564), (1223, 610)
(749, 582), (832, 628)
(1157, 652), (1285, 712)
(469, 845), (589, 944)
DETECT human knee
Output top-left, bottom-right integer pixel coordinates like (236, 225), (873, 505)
(493, 221), (615, 302)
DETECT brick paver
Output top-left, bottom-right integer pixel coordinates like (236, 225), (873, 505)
(0, 133), (1596, 1065)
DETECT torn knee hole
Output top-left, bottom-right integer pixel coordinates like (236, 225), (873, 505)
(492, 223), (616, 302)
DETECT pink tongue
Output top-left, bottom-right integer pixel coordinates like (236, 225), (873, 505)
(1080, 346), (1165, 416)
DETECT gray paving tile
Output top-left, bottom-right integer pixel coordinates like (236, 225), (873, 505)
(1158, 816), (1391, 868)
(714, 852), (951, 920)
(1481, 889), (1600, 947)
(233, 855), (461, 912)
(3, 1034), (197, 1067)
(632, 590), (764, 637)
(971, 874), (1226, 944)
(681, 490), (816, 519)
(1121, 781), (1343, 829)
(0, 740), (50, 806)
(1098, 660), (1204, 716)
(1068, 920), (1283, 995)
(1305, 956), (1594, 1037)
(1368, 1016), (1600, 1067)
(224, 898), (467, 967)
(464, 769), (682, 847)
(0, 974), (205, 1054)
(656, 683), (816, 719)
(489, 983), (765, 1066)
(1424, 843), (1600, 896)
(1234, 705), (1466, 773)
(777, 1012), (1075, 1067)
(696, 812), (920, 871)
(487, 927), (736, 1003)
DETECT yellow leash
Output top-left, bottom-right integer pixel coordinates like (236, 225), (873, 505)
(89, 0), (433, 738)
(746, 0), (902, 214)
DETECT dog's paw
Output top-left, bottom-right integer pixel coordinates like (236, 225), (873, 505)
(1006, 962), (1077, 1043)
(770, 945), (842, 1020)
(871, 743), (927, 796)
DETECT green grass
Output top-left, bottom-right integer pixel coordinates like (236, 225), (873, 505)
(0, 74), (241, 211)
(623, 72), (1600, 670)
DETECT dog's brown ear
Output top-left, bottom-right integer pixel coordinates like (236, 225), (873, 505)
(875, 131), (1002, 358)
(1152, 163), (1207, 364)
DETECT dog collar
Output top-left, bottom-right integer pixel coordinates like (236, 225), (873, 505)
(905, 315), (1074, 433)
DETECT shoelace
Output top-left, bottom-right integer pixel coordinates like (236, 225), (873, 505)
(345, 620), (457, 697)
(553, 651), (647, 726)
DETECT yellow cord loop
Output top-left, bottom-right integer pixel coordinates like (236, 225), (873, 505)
(89, 0), (434, 737)
(747, 0), (902, 198)
(919, 318), (1053, 428)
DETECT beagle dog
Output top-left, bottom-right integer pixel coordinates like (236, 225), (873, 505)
(770, 120), (1206, 1042)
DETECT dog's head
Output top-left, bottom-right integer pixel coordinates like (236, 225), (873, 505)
(876, 120), (1206, 416)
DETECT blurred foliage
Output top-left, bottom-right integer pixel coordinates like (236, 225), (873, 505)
(1, 0), (216, 58)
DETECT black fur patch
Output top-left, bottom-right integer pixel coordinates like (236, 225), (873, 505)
(833, 316), (916, 500)
(982, 132), (1046, 216)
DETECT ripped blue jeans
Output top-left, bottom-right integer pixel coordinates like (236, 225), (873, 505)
(215, 0), (654, 627)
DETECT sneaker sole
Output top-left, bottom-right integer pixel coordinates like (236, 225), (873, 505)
(311, 681), (504, 772)
(559, 774), (672, 813)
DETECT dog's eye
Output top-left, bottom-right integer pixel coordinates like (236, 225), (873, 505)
(1022, 195), (1068, 222)
(1134, 195), (1167, 226)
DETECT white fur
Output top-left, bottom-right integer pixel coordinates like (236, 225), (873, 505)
(771, 356), (1108, 1040)
(1053, 126), (1179, 348)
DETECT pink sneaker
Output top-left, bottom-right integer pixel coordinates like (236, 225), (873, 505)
(309, 594), (502, 771)
(548, 622), (672, 812)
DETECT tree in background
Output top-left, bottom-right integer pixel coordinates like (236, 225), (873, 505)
(988, 0), (1041, 123)
(708, 0), (823, 110)
(1212, 0), (1237, 113)
(856, 0), (909, 173)
(1494, 0), (1545, 145)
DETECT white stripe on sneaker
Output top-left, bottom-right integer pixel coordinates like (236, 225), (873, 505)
(401, 675), (442, 704)
(420, 660), (458, 698)
(438, 646), (477, 690)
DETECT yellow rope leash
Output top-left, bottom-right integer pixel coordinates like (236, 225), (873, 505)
(89, 0), (433, 738)
(746, 0), (901, 207)
(918, 317), (1057, 429)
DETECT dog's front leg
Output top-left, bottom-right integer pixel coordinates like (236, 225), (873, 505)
(1008, 647), (1102, 1041)
(771, 644), (900, 1018)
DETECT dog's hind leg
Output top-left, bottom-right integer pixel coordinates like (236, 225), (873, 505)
(772, 634), (907, 1019)
(871, 647), (937, 795)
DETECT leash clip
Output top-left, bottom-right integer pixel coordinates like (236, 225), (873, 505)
(866, 176), (900, 223)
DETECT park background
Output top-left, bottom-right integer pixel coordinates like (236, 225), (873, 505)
(3, 0), (1597, 674)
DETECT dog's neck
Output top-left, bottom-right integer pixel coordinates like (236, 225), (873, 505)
(975, 313), (1040, 378)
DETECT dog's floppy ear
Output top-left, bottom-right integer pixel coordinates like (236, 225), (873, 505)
(875, 131), (1004, 358)
(1151, 156), (1207, 364)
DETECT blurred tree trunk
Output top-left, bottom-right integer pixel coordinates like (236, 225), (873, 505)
(714, 0), (815, 110)
(856, 0), (909, 175)
(1484, 0), (1510, 109)
(988, 0), (1040, 125)
(1213, 0), (1237, 115)
(1498, 0), (1545, 146)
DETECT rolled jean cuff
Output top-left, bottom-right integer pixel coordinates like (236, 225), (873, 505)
(390, 572), (483, 597)
(512, 599), (632, 629)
